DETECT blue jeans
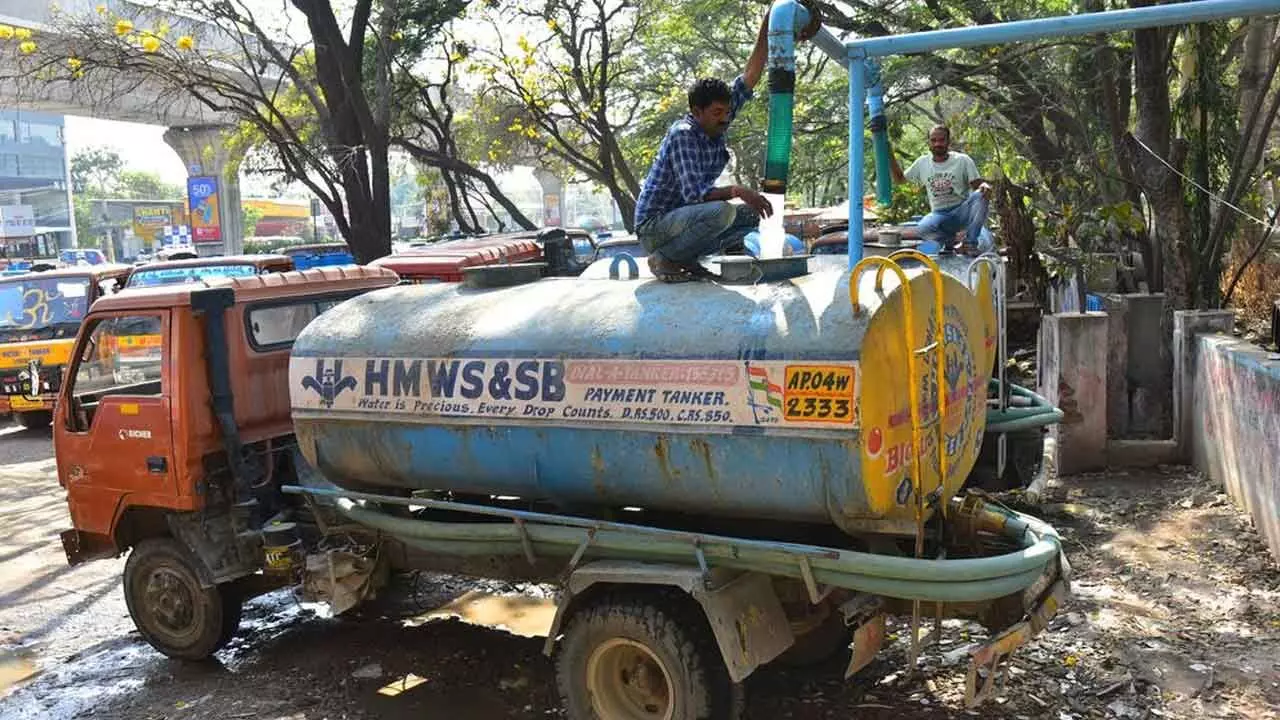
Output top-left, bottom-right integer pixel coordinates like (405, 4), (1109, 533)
(917, 190), (992, 252)
(637, 202), (760, 265)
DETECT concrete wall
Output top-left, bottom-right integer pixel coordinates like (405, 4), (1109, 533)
(1192, 334), (1280, 560)
(1039, 312), (1108, 474)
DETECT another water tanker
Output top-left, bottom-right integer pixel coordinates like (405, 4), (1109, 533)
(290, 258), (998, 537)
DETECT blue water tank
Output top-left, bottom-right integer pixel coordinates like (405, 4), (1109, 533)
(290, 261), (994, 536)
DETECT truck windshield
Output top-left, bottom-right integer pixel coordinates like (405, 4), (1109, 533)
(127, 263), (257, 288)
(0, 276), (91, 341)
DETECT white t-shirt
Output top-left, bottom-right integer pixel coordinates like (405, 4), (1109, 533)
(905, 152), (980, 211)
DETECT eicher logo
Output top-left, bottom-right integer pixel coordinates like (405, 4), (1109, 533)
(301, 359), (358, 408)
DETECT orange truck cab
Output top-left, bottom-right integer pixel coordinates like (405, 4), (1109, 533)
(55, 266), (398, 659)
(0, 264), (133, 428)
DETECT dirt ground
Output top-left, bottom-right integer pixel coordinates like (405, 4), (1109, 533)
(1, 427), (1277, 720)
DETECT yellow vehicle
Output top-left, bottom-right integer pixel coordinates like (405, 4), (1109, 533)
(0, 264), (133, 428)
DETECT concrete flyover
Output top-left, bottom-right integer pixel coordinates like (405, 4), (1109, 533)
(0, 0), (247, 253)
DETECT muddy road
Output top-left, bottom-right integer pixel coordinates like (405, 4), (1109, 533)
(1, 427), (1277, 719)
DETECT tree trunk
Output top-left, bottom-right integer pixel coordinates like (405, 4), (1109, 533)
(612, 186), (637, 232)
(994, 178), (1044, 301)
(1128, 16), (1194, 310)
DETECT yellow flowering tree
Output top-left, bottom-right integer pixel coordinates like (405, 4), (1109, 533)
(388, 31), (539, 232)
(0, 0), (466, 263)
(471, 0), (659, 230)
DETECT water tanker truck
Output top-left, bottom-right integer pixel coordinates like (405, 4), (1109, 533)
(279, 240), (1068, 711)
(59, 2), (1204, 717)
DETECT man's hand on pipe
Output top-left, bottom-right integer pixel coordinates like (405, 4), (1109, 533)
(734, 186), (775, 218)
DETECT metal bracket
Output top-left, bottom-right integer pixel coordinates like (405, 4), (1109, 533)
(514, 518), (537, 565)
(558, 527), (597, 584)
(797, 555), (833, 605)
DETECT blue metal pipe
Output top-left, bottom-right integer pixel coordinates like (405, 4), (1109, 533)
(847, 52), (866, 269)
(767, 0), (808, 71)
(843, 0), (1280, 269)
(810, 26), (849, 69)
(847, 0), (1280, 57)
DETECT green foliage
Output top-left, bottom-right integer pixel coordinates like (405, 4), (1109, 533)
(70, 147), (123, 196)
(875, 182), (929, 225)
(71, 148), (181, 200)
(116, 170), (182, 200)
(242, 205), (264, 237)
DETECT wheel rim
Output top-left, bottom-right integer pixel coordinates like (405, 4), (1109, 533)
(586, 638), (675, 720)
(141, 566), (201, 643)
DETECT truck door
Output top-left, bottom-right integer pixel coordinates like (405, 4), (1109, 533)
(55, 312), (175, 536)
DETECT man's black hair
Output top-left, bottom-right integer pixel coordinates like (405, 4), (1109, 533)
(688, 78), (732, 111)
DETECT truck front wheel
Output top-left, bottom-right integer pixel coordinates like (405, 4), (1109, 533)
(123, 538), (241, 660)
(556, 590), (742, 720)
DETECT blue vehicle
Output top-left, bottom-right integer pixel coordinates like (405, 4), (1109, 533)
(280, 243), (355, 270)
(59, 248), (107, 266)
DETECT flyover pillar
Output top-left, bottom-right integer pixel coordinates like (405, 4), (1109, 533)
(163, 125), (244, 256)
(532, 169), (564, 227)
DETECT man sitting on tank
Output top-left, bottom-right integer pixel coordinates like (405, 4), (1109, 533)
(633, 5), (818, 283)
(888, 124), (995, 254)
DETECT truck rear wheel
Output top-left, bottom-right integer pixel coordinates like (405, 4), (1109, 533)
(556, 590), (742, 720)
(124, 538), (241, 660)
(15, 411), (51, 430)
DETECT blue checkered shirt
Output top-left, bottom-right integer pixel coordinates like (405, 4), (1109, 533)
(634, 76), (753, 227)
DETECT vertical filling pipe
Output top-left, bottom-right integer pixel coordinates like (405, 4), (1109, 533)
(866, 60), (892, 206)
(761, 0), (811, 195)
(848, 53), (866, 268)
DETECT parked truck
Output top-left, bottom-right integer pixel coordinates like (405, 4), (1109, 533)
(56, 251), (1066, 719)
(0, 264), (133, 428)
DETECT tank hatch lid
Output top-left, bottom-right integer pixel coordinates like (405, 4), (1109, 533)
(463, 262), (547, 288)
(715, 255), (811, 284)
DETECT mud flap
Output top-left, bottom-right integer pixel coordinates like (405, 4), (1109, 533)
(846, 614), (886, 678)
(841, 593), (886, 679)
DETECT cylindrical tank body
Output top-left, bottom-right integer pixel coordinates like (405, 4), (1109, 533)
(290, 263), (994, 537)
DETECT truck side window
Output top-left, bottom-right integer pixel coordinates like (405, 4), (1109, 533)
(246, 297), (346, 350)
(248, 303), (320, 348)
(72, 315), (164, 400)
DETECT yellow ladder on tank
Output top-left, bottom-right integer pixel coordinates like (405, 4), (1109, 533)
(849, 249), (949, 667)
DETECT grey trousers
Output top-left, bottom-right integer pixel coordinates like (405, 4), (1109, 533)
(637, 201), (760, 265)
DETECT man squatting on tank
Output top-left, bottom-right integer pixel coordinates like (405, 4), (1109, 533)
(886, 122), (995, 254)
(632, 3), (819, 283)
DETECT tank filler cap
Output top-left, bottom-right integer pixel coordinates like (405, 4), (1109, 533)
(715, 255), (811, 284)
(463, 263), (547, 288)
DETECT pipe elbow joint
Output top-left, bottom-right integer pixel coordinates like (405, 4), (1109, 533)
(767, 0), (811, 71)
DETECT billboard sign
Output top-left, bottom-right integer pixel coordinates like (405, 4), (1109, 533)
(187, 176), (221, 243)
(0, 205), (36, 239)
(132, 206), (173, 248)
